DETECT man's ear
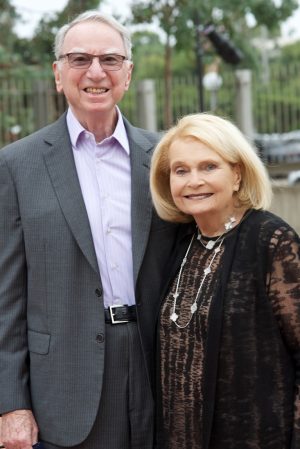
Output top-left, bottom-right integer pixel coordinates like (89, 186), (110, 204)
(53, 62), (64, 93)
(124, 62), (134, 91)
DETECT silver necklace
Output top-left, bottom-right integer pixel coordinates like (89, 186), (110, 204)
(197, 232), (223, 250)
(170, 216), (236, 328)
(197, 216), (236, 250)
(170, 233), (224, 328)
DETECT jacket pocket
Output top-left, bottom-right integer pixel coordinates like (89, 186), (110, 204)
(28, 329), (51, 354)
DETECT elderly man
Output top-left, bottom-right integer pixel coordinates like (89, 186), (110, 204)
(0, 10), (180, 449)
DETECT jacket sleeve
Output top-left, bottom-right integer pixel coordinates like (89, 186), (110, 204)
(0, 155), (31, 413)
(266, 225), (300, 446)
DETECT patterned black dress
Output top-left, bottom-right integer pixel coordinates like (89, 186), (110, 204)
(159, 233), (225, 449)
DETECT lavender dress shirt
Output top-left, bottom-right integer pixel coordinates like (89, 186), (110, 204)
(67, 107), (135, 307)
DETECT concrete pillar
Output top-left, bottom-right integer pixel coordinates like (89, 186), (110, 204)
(136, 79), (157, 132)
(235, 69), (254, 140)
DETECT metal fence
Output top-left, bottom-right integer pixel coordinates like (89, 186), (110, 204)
(1, 61), (300, 147)
(0, 70), (65, 146)
(252, 62), (300, 134)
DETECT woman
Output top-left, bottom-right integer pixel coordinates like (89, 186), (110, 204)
(150, 113), (300, 449)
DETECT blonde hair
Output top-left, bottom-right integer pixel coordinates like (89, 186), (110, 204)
(150, 113), (273, 223)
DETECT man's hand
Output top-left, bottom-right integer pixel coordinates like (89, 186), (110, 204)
(0, 416), (3, 446)
(1, 410), (39, 449)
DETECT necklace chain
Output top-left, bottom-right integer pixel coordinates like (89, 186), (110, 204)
(170, 233), (224, 328)
(169, 216), (236, 328)
(197, 216), (236, 250)
(197, 232), (223, 250)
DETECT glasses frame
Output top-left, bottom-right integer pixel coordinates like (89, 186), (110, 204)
(58, 52), (128, 71)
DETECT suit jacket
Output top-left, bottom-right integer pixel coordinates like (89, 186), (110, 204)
(0, 113), (180, 446)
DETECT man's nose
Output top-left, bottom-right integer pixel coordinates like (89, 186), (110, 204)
(86, 57), (106, 77)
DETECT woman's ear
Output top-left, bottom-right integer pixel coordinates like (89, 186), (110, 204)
(233, 164), (242, 192)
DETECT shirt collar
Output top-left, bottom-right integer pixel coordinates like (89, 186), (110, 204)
(66, 107), (130, 155)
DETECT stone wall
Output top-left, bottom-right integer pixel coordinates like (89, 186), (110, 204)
(270, 184), (300, 235)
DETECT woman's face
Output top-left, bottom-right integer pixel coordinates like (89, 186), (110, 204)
(169, 137), (241, 225)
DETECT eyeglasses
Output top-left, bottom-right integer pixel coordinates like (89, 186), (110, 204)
(58, 53), (128, 71)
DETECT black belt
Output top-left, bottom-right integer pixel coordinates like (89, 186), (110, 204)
(104, 305), (137, 324)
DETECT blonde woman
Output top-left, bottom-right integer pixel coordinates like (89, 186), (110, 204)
(150, 113), (300, 449)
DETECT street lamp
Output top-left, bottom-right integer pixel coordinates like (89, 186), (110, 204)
(193, 18), (243, 112)
(202, 71), (223, 111)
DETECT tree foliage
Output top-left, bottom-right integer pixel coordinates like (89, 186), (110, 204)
(131, 31), (165, 79)
(0, 0), (21, 67)
(131, 30), (195, 78)
(129, 0), (299, 124)
(277, 39), (300, 65)
(16, 0), (102, 66)
(130, 0), (299, 65)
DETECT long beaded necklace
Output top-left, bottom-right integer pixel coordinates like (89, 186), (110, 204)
(170, 217), (236, 329)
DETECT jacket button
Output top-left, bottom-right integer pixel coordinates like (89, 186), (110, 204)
(96, 333), (104, 343)
(95, 288), (102, 297)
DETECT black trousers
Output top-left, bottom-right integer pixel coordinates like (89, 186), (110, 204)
(42, 322), (154, 449)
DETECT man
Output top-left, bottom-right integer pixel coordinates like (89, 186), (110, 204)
(0, 11), (180, 449)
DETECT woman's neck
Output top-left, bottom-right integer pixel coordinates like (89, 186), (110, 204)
(196, 208), (248, 237)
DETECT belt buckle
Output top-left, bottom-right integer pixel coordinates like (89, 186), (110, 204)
(109, 305), (129, 324)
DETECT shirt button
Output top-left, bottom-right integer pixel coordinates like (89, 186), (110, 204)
(96, 333), (104, 343)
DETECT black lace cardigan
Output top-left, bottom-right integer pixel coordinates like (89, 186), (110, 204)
(156, 209), (300, 449)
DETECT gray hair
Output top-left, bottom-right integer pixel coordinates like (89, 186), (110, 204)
(54, 10), (132, 60)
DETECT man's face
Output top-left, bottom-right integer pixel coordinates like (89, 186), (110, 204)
(53, 21), (133, 123)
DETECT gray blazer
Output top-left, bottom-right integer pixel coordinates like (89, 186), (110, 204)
(0, 114), (179, 446)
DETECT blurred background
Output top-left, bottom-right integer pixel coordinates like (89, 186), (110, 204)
(1, 0), (300, 230)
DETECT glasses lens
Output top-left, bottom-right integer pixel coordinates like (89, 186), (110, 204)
(100, 54), (125, 70)
(63, 53), (126, 70)
(68, 53), (92, 68)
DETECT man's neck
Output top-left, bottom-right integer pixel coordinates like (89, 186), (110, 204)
(72, 108), (119, 143)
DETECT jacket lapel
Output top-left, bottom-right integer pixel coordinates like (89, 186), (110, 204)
(124, 120), (155, 285)
(42, 115), (99, 275)
(41, 115), (158, 282)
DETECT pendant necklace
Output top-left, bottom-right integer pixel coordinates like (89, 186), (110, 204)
(170, 234), (224, 328)
(170, 216), (236, 329)
(197, 216), (236, 250)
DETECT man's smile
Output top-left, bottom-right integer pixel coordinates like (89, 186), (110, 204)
(84, 87), (109, 94)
